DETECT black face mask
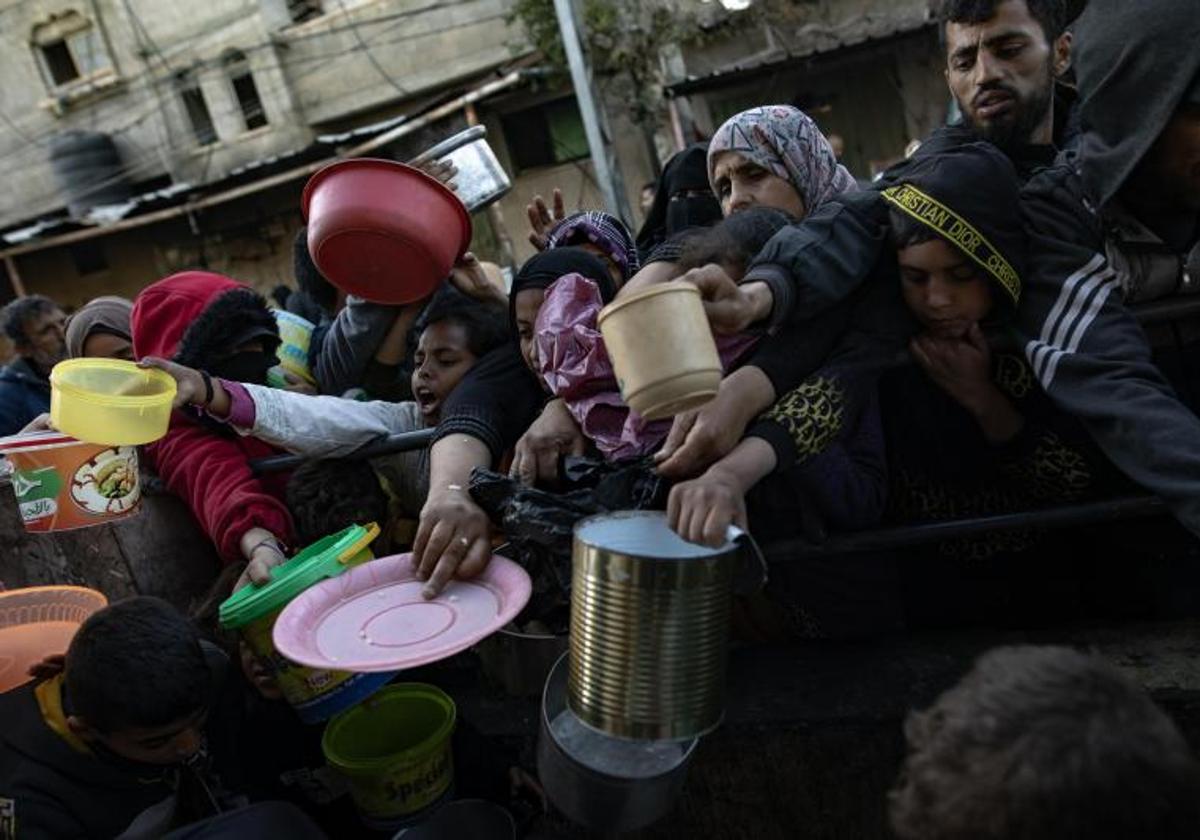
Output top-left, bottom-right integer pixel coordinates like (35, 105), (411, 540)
(208, 350), (276, 386)
(666, 191), (723, 237)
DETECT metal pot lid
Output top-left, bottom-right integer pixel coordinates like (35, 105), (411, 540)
(549, 708), (693, 779)
(574, 511), (733, 559)
(573, 511), (768, 591)
(542, 652), (696, 779)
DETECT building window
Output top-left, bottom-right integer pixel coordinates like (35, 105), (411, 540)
(175, 70), (217, 145)
(500, 97), (589, 173)
(32, 11), (112, 89)
(222, 50), (268, 131)
(288, 0), (323, 23)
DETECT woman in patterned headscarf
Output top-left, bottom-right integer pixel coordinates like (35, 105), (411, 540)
(543, 210), (640, 286)
(707, 105), (858, 219)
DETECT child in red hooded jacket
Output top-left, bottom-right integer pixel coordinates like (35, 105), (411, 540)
(132, 271), (295, 589)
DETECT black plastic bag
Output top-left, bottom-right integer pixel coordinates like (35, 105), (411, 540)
(469, 457), (668, 629)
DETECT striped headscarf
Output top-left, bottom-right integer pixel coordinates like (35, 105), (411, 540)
(708, 105), (857, 214)
(544, 211), (640, 281)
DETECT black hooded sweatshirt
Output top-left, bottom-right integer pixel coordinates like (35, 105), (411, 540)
(0, 647), (234, 839)
(1013, 0), (1200, 535)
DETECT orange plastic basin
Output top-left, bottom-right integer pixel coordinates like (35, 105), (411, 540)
(0, 586), (108, 693)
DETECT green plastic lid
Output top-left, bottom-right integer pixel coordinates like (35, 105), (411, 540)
(218, 523), (379, 630)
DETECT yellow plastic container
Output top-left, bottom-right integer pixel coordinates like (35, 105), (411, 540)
(273, 310), (317, 385)
(50, 359), (177, 446)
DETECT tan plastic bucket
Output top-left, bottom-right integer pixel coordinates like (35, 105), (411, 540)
(597, 282), (721, 421)
(0, 432), (140, 532)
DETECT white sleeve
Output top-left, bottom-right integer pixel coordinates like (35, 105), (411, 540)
(242, 383), (422, 458)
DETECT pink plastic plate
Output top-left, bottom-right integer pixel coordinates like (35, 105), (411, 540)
(272, 553), (531, 673)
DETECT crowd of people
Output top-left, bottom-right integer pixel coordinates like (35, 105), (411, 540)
(2, 0), (1200, 835)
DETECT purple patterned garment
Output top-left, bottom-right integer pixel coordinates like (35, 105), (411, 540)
(535, 273), (759, 460)
(707, 105), (858, 213)
(544, 211), (641, 281)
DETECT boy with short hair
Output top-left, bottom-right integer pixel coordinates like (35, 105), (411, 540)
(889, 645), (1200, 840)
(0, 597), (230, 838)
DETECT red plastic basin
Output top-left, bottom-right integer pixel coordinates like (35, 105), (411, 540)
(302, 158), (472, 305)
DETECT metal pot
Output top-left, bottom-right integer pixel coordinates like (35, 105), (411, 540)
(475, 623), (569, 698)
(410, 126), (512, 213)
(538, 653), (696, 834)
(569, 511), (756, 741)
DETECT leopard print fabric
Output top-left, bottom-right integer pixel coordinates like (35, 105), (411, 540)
(890, 468), (1037, 563)
(998, 429), (1093, 504)
(993, 352), (1033, 400)
(889, 355), (1095, 563)
(763, 376), (846, 466)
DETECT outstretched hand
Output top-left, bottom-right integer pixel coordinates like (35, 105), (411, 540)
(412, 486), (493, 598)
(449, 252), (507, 308)
(280, 370), (318, 395)
(527, 189), (566, 251)
(667, 467), (749, 547)
(510, 399), (585, 486)
(679, 265), (773, 334)
(18, 413), (54, 435)
(138, 356), (230, 415)
(416, 158), (459, 193)
(26, 653), (65, 681)
(655, 367), (775, 480)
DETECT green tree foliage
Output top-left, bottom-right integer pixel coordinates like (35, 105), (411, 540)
(510, 0), (823, 125)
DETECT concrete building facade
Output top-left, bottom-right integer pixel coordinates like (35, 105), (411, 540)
(0, 0), (657, 319)
(0, 0), (960, 335)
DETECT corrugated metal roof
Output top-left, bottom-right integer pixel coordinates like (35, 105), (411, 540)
(665, 9), (936, 97)
(0, 99), (420, 243)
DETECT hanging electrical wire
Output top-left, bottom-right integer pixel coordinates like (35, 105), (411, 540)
(0, 10), (521, 220)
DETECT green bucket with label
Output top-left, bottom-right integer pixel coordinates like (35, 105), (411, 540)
(322, 683), (457, 829)
(219, 523), (391, 723)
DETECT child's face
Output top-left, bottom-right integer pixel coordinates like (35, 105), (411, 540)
(513, 288), (547, 380)
(75, 708), (208, 766)
(410, 321), (478, 422)
(577, 242), (624, 287)
(81, 331), (134, 361)
(898, 238), (994, 339)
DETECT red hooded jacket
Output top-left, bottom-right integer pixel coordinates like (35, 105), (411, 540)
(132, 271), (294, 565)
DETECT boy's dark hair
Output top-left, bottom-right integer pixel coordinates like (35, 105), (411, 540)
(65, 597), (210, 733)
(938, 0), (1067, 44)
(292, 227), (338, 311)
(2, 295), (59, 346)
(286, 458), (388, 547)
(888, 207), (943, 250)
(889, 645), (1200, 840)
(417, 283), (509, 359)
(676, 207), (796, 274)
